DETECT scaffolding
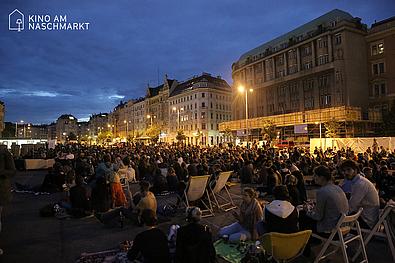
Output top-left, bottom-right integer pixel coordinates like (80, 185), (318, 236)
(220, 106), (382, 131)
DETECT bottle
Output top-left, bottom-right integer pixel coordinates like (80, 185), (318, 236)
(119, 211), (124, 228)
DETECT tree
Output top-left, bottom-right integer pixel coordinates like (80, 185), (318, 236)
(146, 125), (161, 143)
(176, 130), (186, 143)
(126, 134), (134, 143)
(193, 129), (203, 145)
(68, 132), (77, 141)
(261, 121), (277, 144)
(97, 131), (112, 144)
(224, 127), (234, 142)
(324, 118), (341, 138)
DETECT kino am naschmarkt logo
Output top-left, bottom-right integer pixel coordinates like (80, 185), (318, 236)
(9, 9), (24, 32)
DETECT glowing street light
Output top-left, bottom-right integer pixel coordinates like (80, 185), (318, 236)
(146, 115), (156, 127)
(315, 121), (322, 149)
(238, 85), (253, 147)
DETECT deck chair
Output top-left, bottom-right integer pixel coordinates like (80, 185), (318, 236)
(313, 208), (368, 263)
(261, 230), (312, 263)
(352, 202), (395, 262)
(209, 171), (237, 211)
(183, 175), (214, 217)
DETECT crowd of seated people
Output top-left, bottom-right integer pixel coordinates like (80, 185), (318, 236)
(9, 141), (395, 262)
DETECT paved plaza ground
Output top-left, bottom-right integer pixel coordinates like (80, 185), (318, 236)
(0, 171), (393, 263)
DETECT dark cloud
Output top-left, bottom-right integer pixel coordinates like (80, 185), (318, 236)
(0, 0), (394, 123)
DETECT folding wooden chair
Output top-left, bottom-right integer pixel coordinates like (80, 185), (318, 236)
(209, 171), (237, 211)
(183, 175), (214, 217)
(261, 230), (312, 263)
(352, 202), (395, 262)
(313, 208), (368, 263)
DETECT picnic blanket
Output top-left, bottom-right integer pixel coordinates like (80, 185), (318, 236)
(76, 250), (129, 263)
(214, 239), (251, 263)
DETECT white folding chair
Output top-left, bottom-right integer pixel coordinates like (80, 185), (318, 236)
(313, 208), (368, 263)
(352, 202), (395, 262)
(209, 171), (237, 211)
(183, 175), (214, 217)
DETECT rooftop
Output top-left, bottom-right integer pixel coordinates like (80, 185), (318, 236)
(237, 9), (355, 65)
(170, 73), (231, 97)
(57, 114), (77, 121)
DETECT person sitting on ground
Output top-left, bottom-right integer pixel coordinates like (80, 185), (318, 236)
(218, 188), (263, 242)
(127, 209), (171, 263)
(166, 167), (179, 192)
(362, 167), (375, 185)
(240, 159), (254, 184)
(285, 174), (302, 206)
(176, 207), (216, 263)
(292, 170), (307, 203)
(266, 166), (282, 195)
(340, 159), (380, 229)
(134, 180), (157, 224)
(257, 185), (298, 236)
(69, 175), (91, 217)
(151, 166), (168, 194)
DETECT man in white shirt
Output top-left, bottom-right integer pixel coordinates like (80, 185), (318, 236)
(340, 160), (380, 229)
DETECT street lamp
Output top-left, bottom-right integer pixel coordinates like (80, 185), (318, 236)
(172, 107), (184, 130)
(238, 85), (253, 147)
(124, 120), (129, 138)
(146, 115), (156, 127)
(315, 121), (322, 149)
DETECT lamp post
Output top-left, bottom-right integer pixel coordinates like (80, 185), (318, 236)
(146, 114), (156, 127)
(172, 107), (183, 130)
(315, 121), (322, 149)
(238, 86), (253, 147)
(124, 120), (129, 138)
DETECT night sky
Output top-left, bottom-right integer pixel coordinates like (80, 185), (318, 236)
(1, 0), (394, 124)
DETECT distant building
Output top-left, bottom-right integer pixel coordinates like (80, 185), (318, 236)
(88, 113), (108, 139)
(168, 73), (232, 145)
(77, 121), (89, 140)
(129, 98), (147, 138)
(367, 16), (395, 114)
(28, 124), (49, 139)
(224, 9), (386, 140)
(109, 73), (232, 144)
(55, 114), (78, 142)
(47, 123), (57, 141)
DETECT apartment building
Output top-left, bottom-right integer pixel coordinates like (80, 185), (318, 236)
(168, 73), (232, 145)
(225, 9), (384, 139)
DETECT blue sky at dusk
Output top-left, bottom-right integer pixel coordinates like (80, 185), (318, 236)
(1, 0), (394, 124)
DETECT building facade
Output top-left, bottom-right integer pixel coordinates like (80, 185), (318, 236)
(225, 9), (385, 140)
(29, 124), (49, 139)
(367, 17), (395, 114)
(107, 73), (232, 144)
(55, 114), (78, 142)
(88, 113), (109, 139)
(168, 73), (232, 145)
